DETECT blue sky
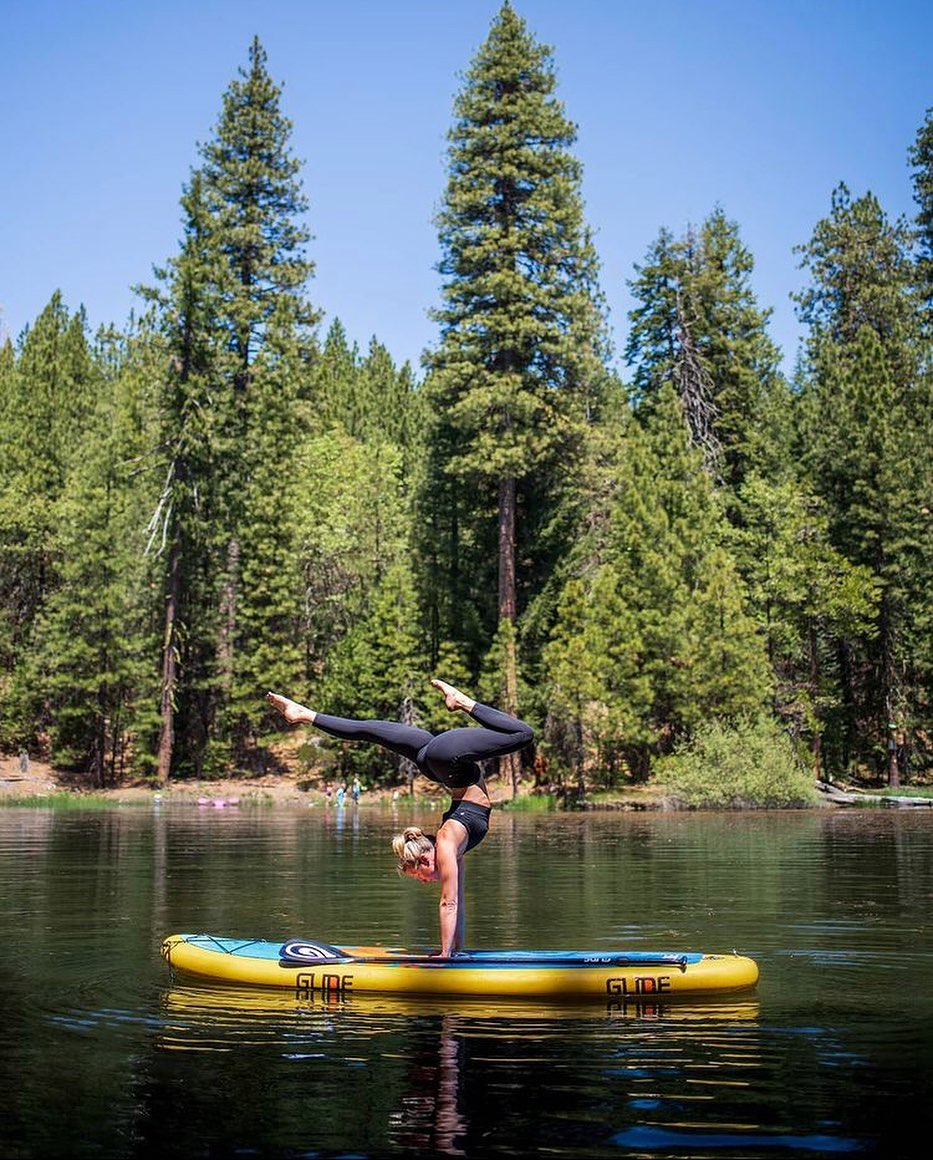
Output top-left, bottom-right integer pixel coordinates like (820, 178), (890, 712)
(2, 0), (930, 376)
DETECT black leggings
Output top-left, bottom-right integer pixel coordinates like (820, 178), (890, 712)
(311, 702), (534, 789)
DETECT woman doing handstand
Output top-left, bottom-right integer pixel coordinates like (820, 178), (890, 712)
(265, 679), (534, 957)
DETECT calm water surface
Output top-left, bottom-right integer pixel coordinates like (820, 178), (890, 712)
(1, 800), (931, 1158)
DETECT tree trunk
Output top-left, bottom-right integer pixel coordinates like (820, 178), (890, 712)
(498, 475), (520, 796)
(886, 723), (900, 787)
(157, 534), (180, 784)
(218, 537), (240, 699)
(807, 618), (822, 779)
(880, 594), (900, 788)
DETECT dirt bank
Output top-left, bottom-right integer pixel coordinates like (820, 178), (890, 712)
(0, 752), (394, 807)
(0, 753), (59, 797)
(0, 751), (670, 810)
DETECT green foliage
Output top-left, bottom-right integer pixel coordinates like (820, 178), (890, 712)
(0, 296), (100, 649)
(657, 716), (819, 809)
(795, 184), (930, 777)
(0, 297), (108, 750)
(909, 107), (933, 313)
(138, 36), (320, 777)
(313, 324), (423, 453)
(197, 36), (317, 365)
(23, 350), (160, 782)
(626, 209), (791, 490)
(541, 389), (771, 781)
(0, 793), (141, 810)
(794, 185), (919, 373)
(222, 315), (313, 757)
(293, 418), (429, 783)
(139, 170), (233, 778)
(297, 429), (415, 671)
(1, 28), (931, 796)
(730, 473), (879, 748)
(421, 1), (610, 672)
(501, 792), (557, 812)
(315, 562), (428, 783)
(542, 570), (649, 782)
(419, 642), (474, 735)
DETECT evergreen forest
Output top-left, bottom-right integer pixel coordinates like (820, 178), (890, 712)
(2, 5), (931, 796)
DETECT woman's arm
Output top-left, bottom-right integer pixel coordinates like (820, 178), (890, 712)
(435, 832), (464, 957)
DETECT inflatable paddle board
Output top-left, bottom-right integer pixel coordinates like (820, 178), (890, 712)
(161, 933), (759, 1000)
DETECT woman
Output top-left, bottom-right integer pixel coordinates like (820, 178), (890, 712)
(265, 679), (534, 957)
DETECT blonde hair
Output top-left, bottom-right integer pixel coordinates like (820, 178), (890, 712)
(391, 825), (434, 875)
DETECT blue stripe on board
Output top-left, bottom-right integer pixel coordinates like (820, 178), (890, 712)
(179, 935), (703, 968)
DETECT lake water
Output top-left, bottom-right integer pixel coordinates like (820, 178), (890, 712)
(1, 800), (931, 1158)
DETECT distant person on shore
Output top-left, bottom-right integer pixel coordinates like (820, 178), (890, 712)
(266, 679), (534, 957)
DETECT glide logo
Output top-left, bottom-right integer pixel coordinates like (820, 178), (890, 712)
(295, 971), (354, 998)
(606, 975), (672, 995)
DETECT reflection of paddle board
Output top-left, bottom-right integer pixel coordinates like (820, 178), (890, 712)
(162, 980), (762, 1022)
(157, 982), (761, 1051)
(161, 933), (759, 999)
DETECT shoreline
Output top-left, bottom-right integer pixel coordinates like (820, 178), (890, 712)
(0, 754), (411, 808)
(0, 752), (668, 810)
(4, 754), (923, 811)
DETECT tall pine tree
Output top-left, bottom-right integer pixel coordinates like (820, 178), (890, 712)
(0, 296), (100, 750)
(143, 38), (319, 778)
(795, 184), (927, 780)
(543, 387), (771, 781)
(908, 107), (933, 314)
(25, 331), (158, 783)
(422, 2), (609, 788)
(626, 208), (790, 492)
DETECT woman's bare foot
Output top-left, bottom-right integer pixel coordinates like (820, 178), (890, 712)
(431, 678), (475, 714)
(266, 691), (317, 725)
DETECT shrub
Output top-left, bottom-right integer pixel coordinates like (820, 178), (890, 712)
(656, 716), (818, 809)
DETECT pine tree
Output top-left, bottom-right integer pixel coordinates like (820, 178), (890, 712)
(142, 38), (319, 777)
(0, 338), (18, 682)
(198, 37), (317, 387)
(357, 339), (422, 455)
(730, 474), (877, 775)
(626, 209), (790, 492)
(316, 561), (427, 783)
(24, 337), (158, 783)
(312, 319), (360, 432)
(542, 388), (771, 781)
(794, 184), (917, 382)
(140, 172), (230, 780)
(422, 2), (609, 784)
(908, 107), (933, 312)
(296, 428), (418, 691)
(807, 328), (927, 778)
(906, 109), (933, 754)
(204, 39), (319, 765)
(312, 325), (424, 456)
(224, 310), (314, 766)
(0, 296), (101, 748)
(795, 185), (927, 780)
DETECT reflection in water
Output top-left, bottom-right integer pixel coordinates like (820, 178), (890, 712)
(158, 982), (762, 1041)
(391, 1014), (467, 1157)
(3, 806), (933, 1157)
(159, 983), (765, 1155)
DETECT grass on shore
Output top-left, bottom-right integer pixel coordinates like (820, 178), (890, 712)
(0, 792), (146, 809)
